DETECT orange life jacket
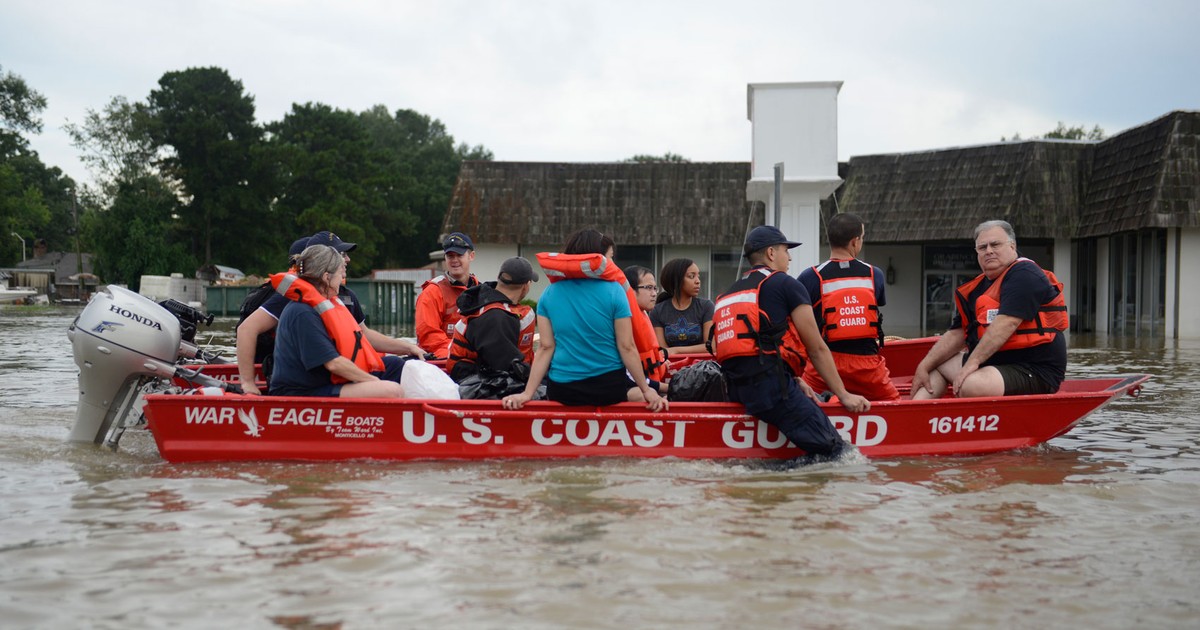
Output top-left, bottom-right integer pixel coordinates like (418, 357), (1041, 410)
(446, 301), (537, 374)
(812, 259), (882, 344)
(712, 267), (806, 375)
(954, 258), (1069, 352)
(271, 272), (385, 383)
(536, 252), (669, 380)
(420, 274), (478, 337)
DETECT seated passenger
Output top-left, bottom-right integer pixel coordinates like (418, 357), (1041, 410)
(270, 245), (407, 398)
(623, 265), (669, 396)
(912, 220), (1067, 399)
(502, 229), (667, 411)
(446, 257), (539, 390)
(235, 230), (422, 394)
(415, 232), (480, 358)
(650, 258), (715, 356)
(797, 213), (900, 401)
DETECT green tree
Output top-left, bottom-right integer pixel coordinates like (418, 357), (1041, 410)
(65, 95), (160, 204)
(83, 176), (194, 290)
(1043, 122), (1106, 141)
(145, 67), (272, 269)
(359, 105), (492, 267)
(0, 66), (57, 265)
(267, 102), (401, 275)
(624, 152), (690, 163)
(0, 65), (48, 155)
(1003, 122), (1106, 142)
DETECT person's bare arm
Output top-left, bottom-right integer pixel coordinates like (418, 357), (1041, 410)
(234, 309), (277, 395)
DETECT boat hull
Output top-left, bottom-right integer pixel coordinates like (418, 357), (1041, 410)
(142, 375), (1148, 463)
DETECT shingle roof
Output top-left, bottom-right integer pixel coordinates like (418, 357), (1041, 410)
(443, 112), (1200, 246)
(443, 161), (764, 246)
(1078, 110), (1200, 237)
(829, 141), (1092, 242)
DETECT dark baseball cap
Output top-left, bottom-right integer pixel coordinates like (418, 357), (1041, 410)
(743, 225), (801, 257)
(498, 257), (538, 284)
(442, 232), (475, 255)
(288, 237), (310, 258)
(307, 230), (357, 253)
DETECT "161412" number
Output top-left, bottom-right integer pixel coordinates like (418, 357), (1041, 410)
(928, 414), (999, 434)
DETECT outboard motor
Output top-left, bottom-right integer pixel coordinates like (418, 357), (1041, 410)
(68, 286), (189, 444)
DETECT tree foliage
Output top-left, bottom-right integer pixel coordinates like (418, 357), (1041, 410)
(4, 65), (491, 276)
(360, 105), (493, 267)
(1002, 122), (1106, 142)
(0, 65), (48, 152)
(145, 67), (271, 267)
(268, 102), (398, 276)
(624, 152), (690, 163)
(0, 65), (78, 266)
(65, 96), (160, 203)
(1043, 122), (1106, 141)
(82, 176), (195, 290)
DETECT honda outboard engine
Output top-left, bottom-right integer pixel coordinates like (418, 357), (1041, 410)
(68, 286), (186, 444)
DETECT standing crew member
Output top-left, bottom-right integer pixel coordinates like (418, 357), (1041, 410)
(798, 213), (899, 401)
(713, 226), (870, 460)
(416, 232), (479, 358)
(911, 219), (1068, 399)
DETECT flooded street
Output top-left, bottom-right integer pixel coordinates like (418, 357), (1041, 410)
(1, 306), (1198, 628)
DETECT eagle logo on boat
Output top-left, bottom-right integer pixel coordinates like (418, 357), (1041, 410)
(92, 320), (124, 334)
(237, 408), (263, 437)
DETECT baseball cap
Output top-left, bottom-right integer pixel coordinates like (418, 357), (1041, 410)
(497, 257), (538, 284)
(442, 232), (475, 255)
(288, 237), (311, 257)
(307, 230), (357, 253)
(743, 225), (801, 257)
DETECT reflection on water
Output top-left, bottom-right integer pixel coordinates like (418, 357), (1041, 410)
(2, 308), (1199, 628)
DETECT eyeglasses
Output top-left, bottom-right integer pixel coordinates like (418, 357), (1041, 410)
(974, 240), (1012, 253)
(637, 284), (659, 292)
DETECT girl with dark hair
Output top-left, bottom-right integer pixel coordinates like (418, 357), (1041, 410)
(651, 258), (715, 356)
(502, 230), (667, 411)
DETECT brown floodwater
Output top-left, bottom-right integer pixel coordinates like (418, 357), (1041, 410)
(1, 306), (1197, 628)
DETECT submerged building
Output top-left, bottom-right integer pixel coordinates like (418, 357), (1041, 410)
(442, 110), (1200, 339)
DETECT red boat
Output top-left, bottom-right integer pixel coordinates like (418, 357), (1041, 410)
(69, 287), (1145, 464)
(183, 335), (941, 388)
(140, 375), (1148, 463)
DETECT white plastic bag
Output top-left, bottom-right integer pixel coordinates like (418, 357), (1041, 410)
(400, 359), (461, 399)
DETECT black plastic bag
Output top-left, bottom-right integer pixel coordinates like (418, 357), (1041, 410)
(458, 360), (545, 400)
(667, 360), (728, 402)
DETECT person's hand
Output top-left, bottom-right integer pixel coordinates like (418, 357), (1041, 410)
(953, 362), (978, 394)
(839, 393), (870, 413)
(502, 392), (532, 410)
(910, 366), (932, 399)
(795, 378), (820, 402)
(644, 389), (668, 412)
(241, 381), (262, 396)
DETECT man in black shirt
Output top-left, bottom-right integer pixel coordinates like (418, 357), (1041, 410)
(912, 220), (1068, 399)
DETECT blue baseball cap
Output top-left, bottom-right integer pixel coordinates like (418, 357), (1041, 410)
(307, 230), (356, 253)
(743, 225), (801, 257)
(442, 232), (474, 255)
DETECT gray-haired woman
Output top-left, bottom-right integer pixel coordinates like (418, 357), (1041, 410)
(271, 245), (406, 398)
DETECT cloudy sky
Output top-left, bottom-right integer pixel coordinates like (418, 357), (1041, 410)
(4, 0), (1197, 187)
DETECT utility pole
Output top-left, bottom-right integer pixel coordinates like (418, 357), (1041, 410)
(72, 190), (84, 301)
